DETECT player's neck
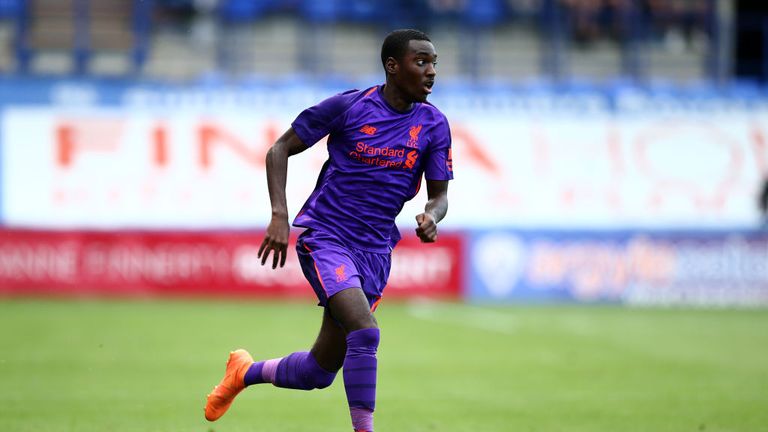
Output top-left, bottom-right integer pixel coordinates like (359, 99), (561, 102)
(380, 83), (414, 113)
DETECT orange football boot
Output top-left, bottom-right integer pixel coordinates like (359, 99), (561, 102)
(205, 349), (254, 421)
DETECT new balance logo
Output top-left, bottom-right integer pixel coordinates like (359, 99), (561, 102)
(360, 125), (377, 136)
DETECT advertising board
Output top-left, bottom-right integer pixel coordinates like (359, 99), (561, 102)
(0, 229), (464, 300)
(468, 230), (768, 306)
(2, 85), (767, 230)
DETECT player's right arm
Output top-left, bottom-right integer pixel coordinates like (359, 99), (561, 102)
(258, 89), (362, 267)
(760, 177), (768, 214)
(258, 127), (308, 269)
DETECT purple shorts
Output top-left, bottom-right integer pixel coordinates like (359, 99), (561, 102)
(296, 229), (391, 311)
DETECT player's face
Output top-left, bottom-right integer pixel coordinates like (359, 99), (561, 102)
(395, 40), (437, 103)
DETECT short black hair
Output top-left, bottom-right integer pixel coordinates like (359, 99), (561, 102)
(380, 29), (431, 68)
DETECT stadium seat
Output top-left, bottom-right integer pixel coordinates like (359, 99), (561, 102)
(0, 0), (21, 18)
(341, 0), (385, 23)
(376, 0), (432, 31)
(299, 0), (341, 23)
(463, 0), (507, 27)
(218, 0), (276, 22)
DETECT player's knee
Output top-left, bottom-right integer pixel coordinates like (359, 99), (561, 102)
(310, 371), (337, 389)
(346, 327), (380, 355)
(344, 311), (378, 334)
(303, 352), (338, 390)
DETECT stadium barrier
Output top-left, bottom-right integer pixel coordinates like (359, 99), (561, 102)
(2, 79), (767, 230)
(0, 229), (463, 300)
(2, 78), (768, 306)
(468, 229), (768, 307)
(2, 228), (767, 307)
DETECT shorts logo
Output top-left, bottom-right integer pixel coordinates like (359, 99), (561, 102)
(447, 148), (453, 172)
(404, 150), (419, 169)
(335, 264), (348, 282)
(360, 125), (377, 136)
(406, 125), (422, 148)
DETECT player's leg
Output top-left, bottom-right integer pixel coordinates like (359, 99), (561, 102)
(327, 288), (380, 432)
(205, 230), (380, 426)
(258, 283), (381, 394)
(206, 232), (348, 406)
(204, 232), (347, 422)
(242, 307), (341, 391)
(310, 307), (348, 372)
(235, 230), (352, 390)
(204, 308), (340, 422)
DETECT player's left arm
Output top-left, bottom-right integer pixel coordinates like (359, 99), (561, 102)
(415, 180), (449, 243)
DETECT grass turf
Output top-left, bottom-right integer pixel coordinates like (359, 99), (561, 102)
(0, 299), (767, 432)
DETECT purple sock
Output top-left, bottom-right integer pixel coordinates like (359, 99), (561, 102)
(267, 351), (336, 390)
(244, 357), (281, 386)
(343, 328), (380, 431)
(245, 352), (335, 389)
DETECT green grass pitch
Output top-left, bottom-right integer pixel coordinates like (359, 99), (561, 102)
(1, 299), (767, 432)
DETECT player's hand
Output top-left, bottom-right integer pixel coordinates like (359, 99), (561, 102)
(258, 216), (290, 269)
(415, 213), (438, 243)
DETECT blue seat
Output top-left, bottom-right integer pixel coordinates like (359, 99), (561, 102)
(378, 0), (432, 30)
(219, 0), (275, 22)
(0, 0), (21, 18)
(341, 0), (385, 23)
(299, 0), (340, 23)
(155, 0), (194, 9)
(464, 0), (507, 26)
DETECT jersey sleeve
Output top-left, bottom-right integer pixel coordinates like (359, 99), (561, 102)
(291, 89), (360, 147)
(424, 115), (454, 181)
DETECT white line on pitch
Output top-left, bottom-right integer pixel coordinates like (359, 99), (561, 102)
(406, 300), (518, 335)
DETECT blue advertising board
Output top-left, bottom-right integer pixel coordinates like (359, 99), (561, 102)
(468, 230), (768, 306)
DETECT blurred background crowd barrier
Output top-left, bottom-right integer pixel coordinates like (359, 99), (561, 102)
(0, 0), (748, 82)
(0, 0), (767, 306)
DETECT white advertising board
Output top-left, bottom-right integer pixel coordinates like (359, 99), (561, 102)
(2, 106), (767, 229)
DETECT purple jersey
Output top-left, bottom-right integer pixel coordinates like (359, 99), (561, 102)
(291, 85), (453, 253)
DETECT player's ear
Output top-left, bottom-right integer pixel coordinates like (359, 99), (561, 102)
(385, 57), (398, 75)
